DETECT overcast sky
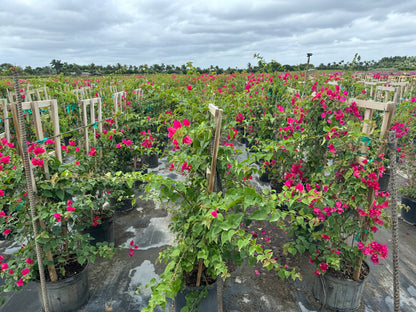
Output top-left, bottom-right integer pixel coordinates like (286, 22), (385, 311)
(1, 0), (416, 69)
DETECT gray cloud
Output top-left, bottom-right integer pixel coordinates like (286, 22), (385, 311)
(0, 0), (415, 68)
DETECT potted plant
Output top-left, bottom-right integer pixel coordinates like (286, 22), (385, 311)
(0, 139), (115, 311)
(393, 96), (416, 224)
(276, 85), (392, 311)
(141, 118), (299, 311)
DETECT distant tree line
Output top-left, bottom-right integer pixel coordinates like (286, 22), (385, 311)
(1, 56), (416, 76)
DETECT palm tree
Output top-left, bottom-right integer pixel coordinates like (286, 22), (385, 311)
(50, 59), (63, 74)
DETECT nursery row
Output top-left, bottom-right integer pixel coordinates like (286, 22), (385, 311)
(0, 68), (416, 311)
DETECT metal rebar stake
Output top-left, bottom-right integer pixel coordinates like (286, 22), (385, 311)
(13, 71), (50, 312)
(388, 130), (400, 312)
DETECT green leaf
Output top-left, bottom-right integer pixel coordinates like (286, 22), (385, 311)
(55, 189), (65, 201)
(296, 216), (304, 225)
(270, 210), (281, 222)
(250, 208), (269, 220)
(288, 247), (297, 255)
(78, 256), (86, 265)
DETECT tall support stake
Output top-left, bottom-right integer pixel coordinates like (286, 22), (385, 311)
(205, 103), (224, 312)
(13, 72), (50, 312)
(351, 99), (396, 281)
(0, 99), (11, 141)
(301, 53), (312, 98)
(388, 131), (400, 312)
(207, 104), (223, 193)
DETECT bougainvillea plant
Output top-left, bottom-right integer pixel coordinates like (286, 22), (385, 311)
(141, 118), (300, 311)
(0, 138), (116, 299)
(392, 96), (416, 198)
(275, 85), (391, 280)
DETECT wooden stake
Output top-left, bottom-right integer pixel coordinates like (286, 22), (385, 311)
(351, 99), (396, 281)
(196, 259), (204, 287)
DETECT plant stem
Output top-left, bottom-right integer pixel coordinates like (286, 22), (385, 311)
(61, 220), (69, 256)
(38, 219), (58, 282)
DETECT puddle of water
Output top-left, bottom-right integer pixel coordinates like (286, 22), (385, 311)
(120, 215), (174, 250)
(128, 260), (161, 304)
(0, 240), (24, 255)
(298, 301), (317, 312)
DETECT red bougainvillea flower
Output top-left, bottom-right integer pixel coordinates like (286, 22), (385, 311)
(173, 120), (182, 129)
(183, 119), (190, 127)
(1, 263), (8, 270)
(319, 262), (329, 272)
(54, 213), (61, 222)
(88, 148), (97, 156)
(169, 163), (174, 171)
(25, 258), (34, 264)
(32, 146), (45, 155)
(314, 270), (321, 275)
(168, 127), (176, 138)
(31, 158), (44, 167)
(187, 85), (192, 91)
(16, 279), (24, 287)
(0, 190), (4, 196)
(211, 208), (218, 218)
(3, 229), (11, 236)
(0, 156), (10, 164)
(122, 138), (133, 145)
(182, 136), (192, 144)
(321, 234), (329, 240)
(181, 162), (192, 172)
(295, 183), (304, 192)
(21, 268), (29, 275)
(236, 113), (244, 123)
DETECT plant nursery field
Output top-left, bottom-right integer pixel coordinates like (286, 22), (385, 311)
(0, 69), (416, 311)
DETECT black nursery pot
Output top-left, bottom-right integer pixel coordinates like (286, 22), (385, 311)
(401, 196), (416, 225)
(143, 152), (159, 168)
(37, 262), (89, 312)
(174, 281), (218, 312)
(378, 170), (390, 192)
(84, 215), (114, 246)
(259, 168), (271, 183)
(111, 197), (134, 212)
(313, 262), (369, 312)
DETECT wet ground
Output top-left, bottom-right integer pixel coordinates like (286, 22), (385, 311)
(1, 145), (416, 311)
